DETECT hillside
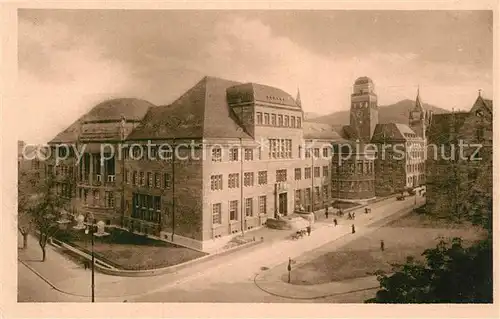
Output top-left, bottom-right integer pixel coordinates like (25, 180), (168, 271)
(310, 99), (449, 126)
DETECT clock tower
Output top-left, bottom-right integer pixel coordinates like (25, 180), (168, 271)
(350, 76), (379, 142)
(409, 87), (426, 139)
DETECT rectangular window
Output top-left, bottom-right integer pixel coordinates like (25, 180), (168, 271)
(132, 171), (137, 185)
(256, 112), (263, 125)
(154, 173), (160, 188)
(295, 189), (301, 208)
(93, 190), (99, 206)
(314, 167), (320, 178)
(305, 148), (311, 158)
(322, 147), (329, 158)
(124, 169), (129, 183)
(229, 148), (239, 161)
(212, 147), (222, 162)
(357, 162), (363, 173)
(210, 174), (223, 191)
(323, 166), (329, 177)
(278, 114), (283, 127)
(264, 113), (270, 125)
(105, 191), (115, 208)
(298, 146), (302, 159)
(271, 114), (276, 126)
(244, 149), (253, 161)
(147, 172), (153, 187)
(245, 198), (253, 217)
(314, 148), (320, 158)
(229, 200), (238, 221)
(258, 196), (267, 215)
(212, 203), (221, 224)
(258, 171), (267, 185)
(163, 173), (171, 188)
(305, 167), (312, 179)
(295, 168), (301, 180)
(284, 115), (289, 127)
(258, 147), (262, 160)
(140, 172), (145, 186)
(228, 173), (239, 188)
(244, 172), (254, 187)
(276, 169), (287, 182)
(315, 186), (320, 203)
(296, 117), (301, 128)
(291, 116), (296, 128)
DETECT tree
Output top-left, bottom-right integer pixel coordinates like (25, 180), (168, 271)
(18, 169), (38, 249)
(366, 237), (492, 303)
(18, 168), (69, 261)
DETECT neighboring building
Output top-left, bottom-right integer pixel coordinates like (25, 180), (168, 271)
(426, 92), (493, 217)
(333, 77), (428, 198)
(18, 140), (45, 179)
(48, 76), (344, 250)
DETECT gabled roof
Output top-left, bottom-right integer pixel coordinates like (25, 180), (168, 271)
(470, 95), (493, 115)
(226, 82), (299, 108)
(127, 76), (252, 140)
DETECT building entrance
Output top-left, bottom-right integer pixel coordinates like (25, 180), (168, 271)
(278, 193), (288, 216)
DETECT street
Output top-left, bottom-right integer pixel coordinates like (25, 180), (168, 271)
(17, 195), (424, 302)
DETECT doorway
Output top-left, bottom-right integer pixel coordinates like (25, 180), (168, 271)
(278, 193), (288, 216)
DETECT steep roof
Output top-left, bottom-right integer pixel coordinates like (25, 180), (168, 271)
(371, 123), (418, 142)
(470, 95), (493, 115)
(303, 122), (346, 141)
(426, 112), (469, 145)
(127, 76), (252, 140)
(226, 82), (299, 108)
(84, 98), (154, 122)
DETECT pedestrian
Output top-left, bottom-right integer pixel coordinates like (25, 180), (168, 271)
(351, 224), (355, 234)
(307, 225), (311, 236)
(84, 260), (88, 270)
(324, 205), (329, 219)
(347, 212), (352, 220)
(352, 212), (356, 220)
(380, 240), (385, 251)
(333, 218), (338, 226)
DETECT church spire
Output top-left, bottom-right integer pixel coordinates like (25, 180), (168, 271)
(415, 85), (424, 111)
(296, 88), (302, 108)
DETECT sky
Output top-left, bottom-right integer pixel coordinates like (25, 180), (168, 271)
(17, 10), (493, 143)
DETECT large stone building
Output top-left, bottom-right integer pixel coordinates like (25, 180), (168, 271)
(425, 92), (493, 218)
(47, 76), (343, 250)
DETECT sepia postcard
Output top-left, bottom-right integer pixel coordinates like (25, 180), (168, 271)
(1, 0), (499, 318)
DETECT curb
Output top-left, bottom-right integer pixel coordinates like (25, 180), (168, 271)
(252, 200), (423, 300)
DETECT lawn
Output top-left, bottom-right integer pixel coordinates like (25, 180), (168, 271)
(285, 213), (487, 285)
(54, 227), (207, 270)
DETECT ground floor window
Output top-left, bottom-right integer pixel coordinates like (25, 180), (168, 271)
(229, 200), (238, 221)
(212, 203), (221, 224)
(132, 193), (161, 223)
(245, 198), (253, 217)
(258, 196), (267, 215)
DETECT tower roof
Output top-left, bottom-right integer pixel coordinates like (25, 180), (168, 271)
(354, 76), (373, 85)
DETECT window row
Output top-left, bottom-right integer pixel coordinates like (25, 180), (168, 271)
(78, 188), (115, 208)
(211, 147), (262, 162)
(269, 139), (292, 159)
(212, 195), (268, 224)
(131, 193), (161, 223)
(125, 170), (171, 189)
(407, 163), (425, 173)
(55, 183), (72, 198)
(331, 180), (375, 192)
(256, 112), (302, 128)
(294, 166), (329, 180)
(332, 161), (374, 175)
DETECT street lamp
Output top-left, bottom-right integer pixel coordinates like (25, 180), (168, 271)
(84, 225), (96, 303)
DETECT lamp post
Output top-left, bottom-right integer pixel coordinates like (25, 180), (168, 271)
(84, 225), (95, 303)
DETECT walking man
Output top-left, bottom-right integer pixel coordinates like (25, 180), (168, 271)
(351, 224), (356, 234)
(352, 212), (356, 220)
(307, 225), (312, 236)
(333, 218), (338, 226)
(380, 240), (385, 251)
(324, 205), (329, 219)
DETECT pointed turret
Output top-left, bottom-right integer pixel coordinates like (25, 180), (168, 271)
(296, 88), (302, 108)
(409, 86), (426, 139)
